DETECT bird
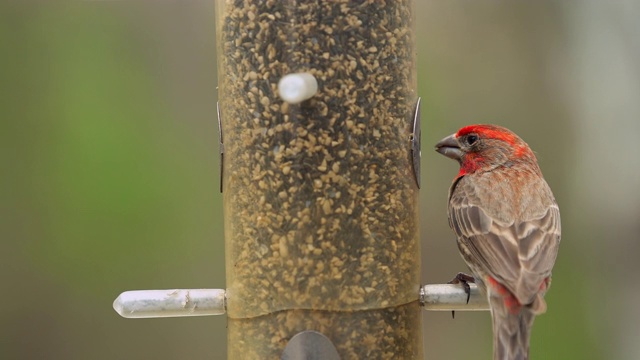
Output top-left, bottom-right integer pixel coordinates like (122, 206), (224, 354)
(435, 124), (561, 360)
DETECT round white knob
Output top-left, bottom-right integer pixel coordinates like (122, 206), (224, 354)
(277, 73), (318, 104)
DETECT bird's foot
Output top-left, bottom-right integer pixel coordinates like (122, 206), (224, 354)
(447, 272), (475, 319)
(448, 272), (475, 303)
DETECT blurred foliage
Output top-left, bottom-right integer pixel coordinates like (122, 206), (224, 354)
(1, 2), (225, 359)
(2, 1), (638, 359)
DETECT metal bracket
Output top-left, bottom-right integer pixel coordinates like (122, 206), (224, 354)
(411, 97), (422, 189)
(217, 101), (224, 193)
(281, 330), (340, 360)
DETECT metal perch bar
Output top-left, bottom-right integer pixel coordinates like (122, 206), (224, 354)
(420, 284), (489, 311)
(113, 289), (226, 318)
(113, 285), (488, 319)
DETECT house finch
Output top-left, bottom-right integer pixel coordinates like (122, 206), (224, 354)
(435, 125), (561, 360)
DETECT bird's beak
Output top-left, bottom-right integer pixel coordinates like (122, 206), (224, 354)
(435, 133), (463, 160)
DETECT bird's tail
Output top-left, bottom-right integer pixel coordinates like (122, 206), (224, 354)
(489, 294), (539, 360)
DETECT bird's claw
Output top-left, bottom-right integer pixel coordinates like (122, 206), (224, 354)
(447, 272), (475, 319)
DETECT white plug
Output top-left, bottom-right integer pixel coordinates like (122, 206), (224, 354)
(277, 73), (318, 104)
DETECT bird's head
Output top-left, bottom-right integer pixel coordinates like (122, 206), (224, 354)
(435, 124), (537, 176)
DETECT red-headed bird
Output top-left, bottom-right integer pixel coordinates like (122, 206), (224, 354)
(435, 125), (560, 360)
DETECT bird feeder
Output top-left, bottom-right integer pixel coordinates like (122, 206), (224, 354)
(113, 1), (488, 358)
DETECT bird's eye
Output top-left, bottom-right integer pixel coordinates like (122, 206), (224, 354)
(467, 134), (478, 145)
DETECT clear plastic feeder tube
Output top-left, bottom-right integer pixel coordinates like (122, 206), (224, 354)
(215, 0), (421, 358)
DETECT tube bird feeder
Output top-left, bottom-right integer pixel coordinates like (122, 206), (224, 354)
(216, 1), (421, 358)
(113, 1), (489, 359)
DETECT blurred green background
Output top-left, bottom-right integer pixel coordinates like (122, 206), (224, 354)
(2, 1), (638, 359)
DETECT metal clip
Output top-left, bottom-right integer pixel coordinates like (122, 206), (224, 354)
(411, 97), (422, 189)
(217, 101), (224, 193)
(281, 330), (340, 360)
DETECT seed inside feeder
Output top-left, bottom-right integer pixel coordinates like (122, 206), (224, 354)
(219, 0), (418, 321)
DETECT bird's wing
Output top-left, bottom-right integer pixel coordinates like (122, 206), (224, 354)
(448, 177), (561, 305)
